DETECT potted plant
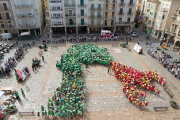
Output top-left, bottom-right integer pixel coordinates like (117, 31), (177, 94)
(167, 54), (171, 58)
(170, 101), (179, 108)
(8, 104), (16, 113)
(156, 47), (161, 50)
(174, 59), (179, 63)
(161, 50), (165, 54)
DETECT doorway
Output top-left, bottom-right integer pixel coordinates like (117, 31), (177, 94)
(3, 3), (8, 10)
(69, 19), (73, 25)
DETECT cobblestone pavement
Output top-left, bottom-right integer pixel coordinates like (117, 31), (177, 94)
(0, 41), (180, 120)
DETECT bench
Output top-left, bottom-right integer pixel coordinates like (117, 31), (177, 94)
(161, 45), (167, 49)
(154, 106), (168, 111)
(19, 111), (34, 116)
(164, 88), (174, 98)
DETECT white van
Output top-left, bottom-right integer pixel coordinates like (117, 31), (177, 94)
(101, 30), (114, 37)
(0, 33), (12, 40)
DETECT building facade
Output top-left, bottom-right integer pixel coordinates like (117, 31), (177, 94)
(116, 0), (137, 33)
(165, 4), (180, 50)
(88, 0), (104, 33)
(140, 0), (180, 41)
(10, 0), (44, 36)
(0, 0), (17, 35)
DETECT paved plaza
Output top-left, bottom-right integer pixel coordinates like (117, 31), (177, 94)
(1, 35), (180, 120)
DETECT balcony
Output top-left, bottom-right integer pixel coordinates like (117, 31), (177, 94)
(127, 12), (133, 15)
(78, 4), (87, 7)
(15, 4), (32, 8)
(118, 12), (124, 15)
(0, 25), (15, 28)
(52, 23), (64, 26)
(104, 16), (108, 19)
(0, 8), (9, 11)
(50, 8), (62, 11)
(90, 7), (96, 10)
(172, 13), (178, 18)
(116, 21), (125, 24)
(125, 21), (131, 24)
(49, 0), (62, 3)
(158, 7), (168, 12)
(97, 15), (102, 18)
(89, 15), (95, 18)
(65, 14), (76, 17)
(166, 28), (176, 36)
(111, 7), (116, 10)
(104, 7), (109, 10)
(119, 3), (125, 7)
(97, 7), (102, 10)
(19, 24), (36, 27)
(112, 0), (116, 3)
(17, 14), (34, 18)
(105, 0), (109, 3)
(51, 16), (63, 19)
(78, 13), (87, 17)
(65, 4), (75, 7)
(66, 22), (76, 25)
(128, 2), (134, 7)
(0, 17), (12, 20)
(78, 22), (87, 26)
(111, 16), (115, 19)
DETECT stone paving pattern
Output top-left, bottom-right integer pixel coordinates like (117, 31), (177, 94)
(0, 40), (180, 120)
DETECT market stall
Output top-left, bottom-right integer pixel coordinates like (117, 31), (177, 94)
(15, 66), (30, 81)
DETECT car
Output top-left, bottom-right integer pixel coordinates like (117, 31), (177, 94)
(130, 31), (138, 37)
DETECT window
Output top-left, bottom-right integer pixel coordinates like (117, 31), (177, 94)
(158, 13), (162, 19)
(121, 0), (124, 3)
(97, 19), (101, 24)
(119, 18), (122, 23)
(91, 4), (94, 8)
(154, 13), (157, 18)
(120, 8), (123, 14)
(162, 14), (165, 19)
(69, 10), (73, 16)
(178, 30), (180, 36)
(80, 0), (84, 6)
(98, 4), (101, 9)
(166, 4), (169, 9)
(149, 12), (153, 17)
(151, 5), (155, 9)
(148, 20), (151, 25)
(152, 22), (154, 26)
(81, 9), (84, 16)
(127, 18), (130, 22)
(160, 23), (163, 28)
(91, 11), (94, 16)
(111, 20), (114, 26)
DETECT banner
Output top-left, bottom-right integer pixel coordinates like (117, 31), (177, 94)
(133, 44), (142, 53)
(16, 69), (28, 81)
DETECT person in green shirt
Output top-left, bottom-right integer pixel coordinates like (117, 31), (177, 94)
(15, 92), (21, 101)
(21, 88), (25, 97)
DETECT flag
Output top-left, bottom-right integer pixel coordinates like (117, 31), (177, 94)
(138, 16), (144, 23)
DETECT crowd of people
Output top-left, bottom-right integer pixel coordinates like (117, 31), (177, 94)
(110, 61), (166, 108)
(148, 48), (180, 78)
(0, 44), (30, 78)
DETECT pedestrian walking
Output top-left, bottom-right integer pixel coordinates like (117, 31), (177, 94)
(16, 41), (18, 45)
(168, 42), (171, 48)
(32, 63), (35, 71)
(108, 67), (110, 73)
(138, 40), (140, 45)
(15, 92), (21, 100)
(126, 36), (128, 40)
(150, 42), (152, 47)
(21, 88), (25, 97)
(42, 56), (44, 61)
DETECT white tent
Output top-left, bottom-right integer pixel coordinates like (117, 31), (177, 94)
(0, 91), (5, 99)
(20, 32), (30, 36)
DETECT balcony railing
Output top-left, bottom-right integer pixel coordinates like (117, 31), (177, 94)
(89, 15), (95, 18)
(17, 14), (34, 17)
(0, 25), (14, 28)
(116, 21), (125, 24)
(49, 0), (62, 3)
(78, 13), (87, 17)
(78, 4), (87, 7)
(127, 12), (133, 15)
(125, 21), (131, 24)
(50, 8), (62, 11)
(52, 23), (64, 26)
(119, 3), (125, 6)
(118, 12), (124, 15)
(97, 7), (102, 10)
(104, 16), (108, 19)
(104, 7), (109, 10)
(0, 17), (12, 20)
(105, 0), (109, 3)
(159, 7), (168, 12)
(89, 23), (102, 26)
(111, 16), (115, 19)
(78, 22), (87, 25)
(112, 0), (116, 3)
(19, 24), (36, 27)
(51, 16), (63, 19)
(65, 14), (76, 16)
(0, 8), (9, 11)
(112, 7), (116, 10)
(65, 4), (75, 7)
(15, 4), (32, 8)
(90, 7), (96, 10)
(128, 2), (134, 7)
(66, 22), (76, 25)
(172, 13), (178, 18)
(97, 15), (102, 18)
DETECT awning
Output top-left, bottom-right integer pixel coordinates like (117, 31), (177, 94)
(20, 32), (30, 36)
